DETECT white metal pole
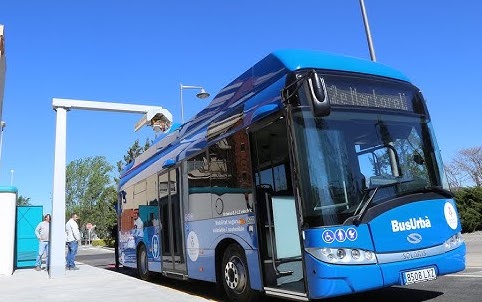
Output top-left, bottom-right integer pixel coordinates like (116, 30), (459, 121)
(50, 107), (67, 278)
(49, 98), (173, 279)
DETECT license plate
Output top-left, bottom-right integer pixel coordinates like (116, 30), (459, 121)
(403, 267), (437, 285)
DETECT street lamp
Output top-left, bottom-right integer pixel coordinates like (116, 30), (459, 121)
(10, 169), (14, 185)
(180, 83), (210, 123)
(359, 0), (377, 62)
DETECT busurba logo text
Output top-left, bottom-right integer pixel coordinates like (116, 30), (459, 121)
(391, 216), (432, 232)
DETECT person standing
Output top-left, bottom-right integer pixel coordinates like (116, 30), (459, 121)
(111, 222), (120, 269)
(65, 213), (81, 270)
(34, 214), (51, 271)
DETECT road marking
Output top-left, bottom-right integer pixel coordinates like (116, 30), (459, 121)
(449, 274), (482, 278)
(448, 271), (482, 278)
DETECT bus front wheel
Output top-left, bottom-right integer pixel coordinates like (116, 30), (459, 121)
(137, 244), (151, 281)
(221, 243), (257, 302)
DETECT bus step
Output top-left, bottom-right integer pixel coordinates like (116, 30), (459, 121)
(264, 287), (308, 301)
(163, 271), (188, 280)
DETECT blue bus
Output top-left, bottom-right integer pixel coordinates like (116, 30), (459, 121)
(116, 49), (466, 301)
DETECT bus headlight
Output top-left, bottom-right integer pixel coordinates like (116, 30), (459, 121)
(306, 247), (377, 265)
(444, 232), (464, 252)
(321, 248), (331, 255)
(351, 249), (361, 260)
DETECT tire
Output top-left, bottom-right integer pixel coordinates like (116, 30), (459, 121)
(221, 243), (258, 302)
(137, 244), (151, 281)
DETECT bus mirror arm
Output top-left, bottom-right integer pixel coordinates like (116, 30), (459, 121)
(302, 71), (331, 117)
(281, 70), (331, 118)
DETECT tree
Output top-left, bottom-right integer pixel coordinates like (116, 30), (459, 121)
(66, 156), (117, 239)
(449, 146), (482, 187)
(453, 187), (482, 232)
(444, 163), (466, 190)
(17, 195), (31, 206)
(87, 186), (118, 239)
(116, 138), (151, 175)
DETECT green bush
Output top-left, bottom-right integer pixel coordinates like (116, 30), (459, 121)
(91, 239), (115, 248)
(453, 187), (482, 233)
(91, 239), (106, 247)
(105, 239), (115, 248)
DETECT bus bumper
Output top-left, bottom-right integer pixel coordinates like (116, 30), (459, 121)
(305, 244), (466, 299)
(379, 243), (466, 286)
(305, 253), (384, 298)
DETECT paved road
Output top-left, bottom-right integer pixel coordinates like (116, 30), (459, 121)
(77, 232), (482, 302)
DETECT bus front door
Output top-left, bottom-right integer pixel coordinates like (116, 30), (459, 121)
(158, 168), (187, 277)
(250, 118), (306, 297)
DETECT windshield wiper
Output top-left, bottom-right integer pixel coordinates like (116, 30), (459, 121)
(353, 186), (380, 226)
(352, 179), (413, 226)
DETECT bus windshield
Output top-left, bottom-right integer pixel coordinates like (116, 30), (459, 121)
(291, 109), (445, 228)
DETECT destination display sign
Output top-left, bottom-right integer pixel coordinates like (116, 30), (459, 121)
(322, 75), (420, 113)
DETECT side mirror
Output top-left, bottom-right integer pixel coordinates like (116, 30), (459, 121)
(302, 71), (330, 117)
(162, 158), (176, 169)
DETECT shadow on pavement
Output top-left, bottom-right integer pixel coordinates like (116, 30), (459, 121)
(103, 266), (225, 301)
(318, 287), (443, 302)
(101, 265), (444, 302)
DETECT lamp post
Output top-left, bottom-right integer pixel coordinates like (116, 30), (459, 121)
(359, 0), (377, 62)
(10, 169), (14, 185)
(180, 83), (210, 123)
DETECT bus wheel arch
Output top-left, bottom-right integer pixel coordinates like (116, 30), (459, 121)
(216, 240), (258, 302)
(137, 243), (151, 281)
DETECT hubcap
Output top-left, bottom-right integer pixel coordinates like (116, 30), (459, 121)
(224, 257), (246, 291)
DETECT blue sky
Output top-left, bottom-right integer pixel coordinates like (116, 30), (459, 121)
(1, 1), (481, 214)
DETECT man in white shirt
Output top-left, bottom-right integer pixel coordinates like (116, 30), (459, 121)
(65, 213), (81, 270)
(34, 214), (51, 271)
